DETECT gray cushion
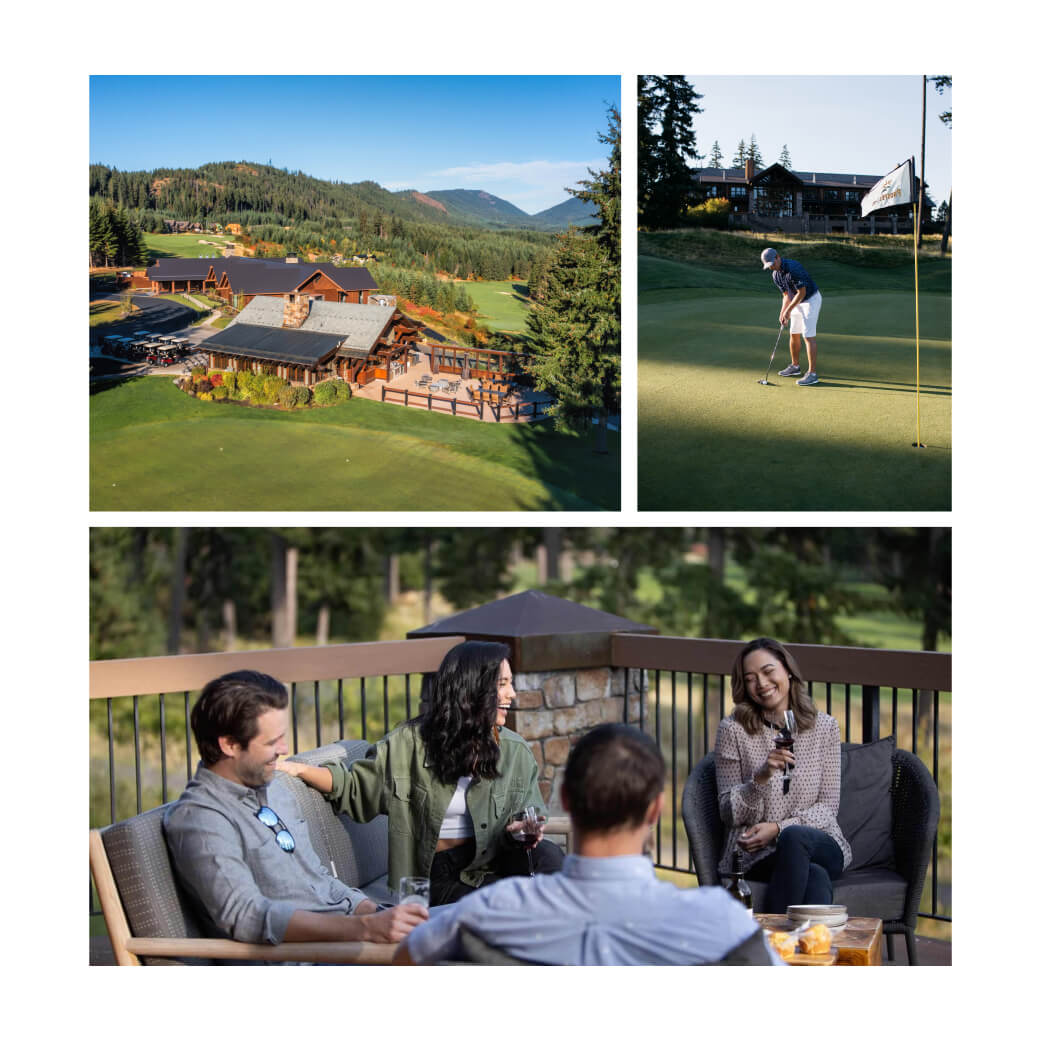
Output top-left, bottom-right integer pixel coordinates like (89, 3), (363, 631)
(832, 867), (907, 921)
(838, 737), (896, 871)
(101, 806), (207, 965)
(285, 739), (391, 902)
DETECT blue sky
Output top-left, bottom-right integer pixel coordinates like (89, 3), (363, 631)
(89, 75), (620, 215)
(687, 76), (952, 208)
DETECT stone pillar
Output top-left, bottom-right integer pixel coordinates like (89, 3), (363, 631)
(507, 666), (647, 810)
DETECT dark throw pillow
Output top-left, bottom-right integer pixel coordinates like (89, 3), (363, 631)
(837, 736), (896, 871)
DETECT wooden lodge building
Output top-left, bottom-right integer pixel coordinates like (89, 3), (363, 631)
(695, 159), (934, 234)
(203, 294), (421, 386)
(145, 255), (378, 307)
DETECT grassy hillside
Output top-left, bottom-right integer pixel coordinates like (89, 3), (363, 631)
(90, 377), (619, 511)
(639, 228), (952, 294)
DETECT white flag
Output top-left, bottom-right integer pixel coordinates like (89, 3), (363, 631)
(861, 160), (913, 217)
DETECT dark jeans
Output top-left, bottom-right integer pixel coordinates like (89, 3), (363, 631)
(429, 836), (565, 906)
(745, 825), (844, 914)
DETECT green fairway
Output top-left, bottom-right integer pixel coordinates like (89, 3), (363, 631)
(144, 233), (236, 260)
(90, 378), (618, 511)
(638, 234), (951, 510)
(455, 280), (531, 332)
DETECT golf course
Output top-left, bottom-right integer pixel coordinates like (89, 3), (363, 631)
(90, 378), (619, 511)
(638, 230), (952, 510)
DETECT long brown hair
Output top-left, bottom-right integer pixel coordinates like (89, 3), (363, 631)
(730, 637), (817, 736)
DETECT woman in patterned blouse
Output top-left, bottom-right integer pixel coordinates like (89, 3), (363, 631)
(714, 637), (851, 914)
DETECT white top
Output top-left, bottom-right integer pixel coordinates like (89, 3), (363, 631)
(438, 776), (475, 838)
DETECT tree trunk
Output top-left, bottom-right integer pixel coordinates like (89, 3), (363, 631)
(940, 194), (951, 257)
(221, 599), (237, 651)
(384, 554), (400, 604)
(423, 535), (433, 626)
(167, 528), (188, 655)
(271, 536), (298, 648)
(539, 528), (562, 583)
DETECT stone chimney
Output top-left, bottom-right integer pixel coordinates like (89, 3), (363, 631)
(282, 294), (310, 328)
(744, 158), (755, 181)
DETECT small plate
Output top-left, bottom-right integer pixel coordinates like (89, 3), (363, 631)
(787, 904), (848, 928)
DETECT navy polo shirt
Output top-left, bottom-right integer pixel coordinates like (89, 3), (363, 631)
(772, 258), (818, 300)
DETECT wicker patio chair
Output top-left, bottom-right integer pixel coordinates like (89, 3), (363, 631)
(89, 739), (395, 966)
(681, 740), (939, 964)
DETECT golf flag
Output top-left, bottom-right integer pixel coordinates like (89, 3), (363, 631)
(861, 159), (914, 217)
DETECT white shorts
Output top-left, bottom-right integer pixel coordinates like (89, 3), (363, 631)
(790, 290), (822, 338)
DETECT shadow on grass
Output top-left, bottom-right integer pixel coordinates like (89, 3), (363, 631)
(90, 373), (149, 397)
(502, 417), (620, 510)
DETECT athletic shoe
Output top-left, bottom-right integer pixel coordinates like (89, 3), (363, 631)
(778, 364), (801, 377)
(797, 372), (819, 386)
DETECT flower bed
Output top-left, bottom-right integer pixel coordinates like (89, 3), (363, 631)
(177, 368), (352, 410)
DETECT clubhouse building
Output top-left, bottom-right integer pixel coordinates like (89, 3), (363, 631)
(145, 254), (377, 307)
(203, 294), (421, 387)
(695, 159), (934, 234)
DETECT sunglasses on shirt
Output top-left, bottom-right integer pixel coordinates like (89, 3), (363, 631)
(255, 805), (295, 852)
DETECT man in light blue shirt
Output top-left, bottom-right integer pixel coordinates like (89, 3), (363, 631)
(395, 723), (782, 965)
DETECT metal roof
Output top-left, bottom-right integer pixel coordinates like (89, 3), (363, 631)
(408, 590), (657, 639)
(147, 256), (378, 294)
(301, 301), (391, 351)
(229, 296), (285, 329)
(204, 323), (344, 366)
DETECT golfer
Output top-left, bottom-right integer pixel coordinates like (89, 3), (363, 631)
(761, 248), (823, 386)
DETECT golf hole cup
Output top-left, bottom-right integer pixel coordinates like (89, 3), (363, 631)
(398, 876), (430, 908)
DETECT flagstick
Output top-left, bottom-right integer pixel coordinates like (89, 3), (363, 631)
(912, 199), (922, 447)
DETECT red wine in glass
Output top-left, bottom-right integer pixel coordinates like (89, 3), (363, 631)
(513, 807), (541, 876)
(776, 710), (796, 793)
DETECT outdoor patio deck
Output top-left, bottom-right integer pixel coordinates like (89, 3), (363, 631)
(89, 601), (951, 966)
(352, 354), (553, 423)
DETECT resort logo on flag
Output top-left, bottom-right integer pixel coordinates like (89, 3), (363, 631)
(861, 160), (913, 217)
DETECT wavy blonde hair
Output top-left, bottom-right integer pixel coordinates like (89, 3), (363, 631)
(730, 637), (817, 736)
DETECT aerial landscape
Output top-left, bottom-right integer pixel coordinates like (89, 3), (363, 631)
(89, 75), (621, 511)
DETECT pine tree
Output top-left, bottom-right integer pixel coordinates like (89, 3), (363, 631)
(779, 144), (793, 170)
(747, 135), (764, 168)
(526, 107), (620, 453)
(638, 76), (703, 227)
(709, 141), (724, 168)
(731, 140), (747, 167)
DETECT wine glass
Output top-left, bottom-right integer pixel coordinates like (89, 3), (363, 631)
(398, 876), (430, 908)
(778, 709), (797, 794)
(512, 805), (542, 877)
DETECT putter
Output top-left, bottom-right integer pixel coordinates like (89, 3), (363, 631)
(758, 325), (786, 385)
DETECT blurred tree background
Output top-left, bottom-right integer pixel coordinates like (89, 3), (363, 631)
(90, 527), (951, 660)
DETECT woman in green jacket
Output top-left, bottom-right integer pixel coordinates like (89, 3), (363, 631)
(277, 641), (564, 905)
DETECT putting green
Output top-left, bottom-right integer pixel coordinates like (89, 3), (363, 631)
(639, 289), (951, 510)
(90, 379), (613, 511)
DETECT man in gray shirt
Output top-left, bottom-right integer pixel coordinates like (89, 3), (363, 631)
(163, 670), (427, 946)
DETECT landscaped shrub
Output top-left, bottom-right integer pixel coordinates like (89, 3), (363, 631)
(191, 365), (207, 381)
(313, 381), (339, 406)
(207, 370), (224, 386)
(197, 391), (213, 401)
(196, 379), (213, 394)
(257, 374), (287, 405)
(212, 385), (229, 401)
(336, 382), (352, 401)
(237, 372), (262, 400)
(684, 198), (732, 229)
(278, 385), (311, 408)
(222, 371), (238, 394)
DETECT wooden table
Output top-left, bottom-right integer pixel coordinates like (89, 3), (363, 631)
(755, 914), (883, 965)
